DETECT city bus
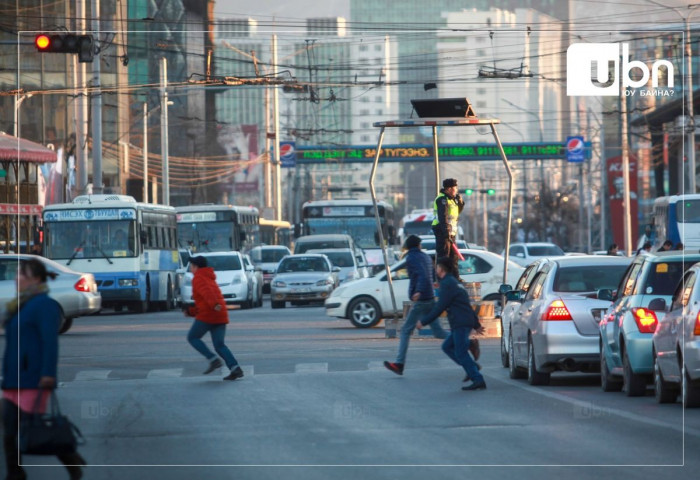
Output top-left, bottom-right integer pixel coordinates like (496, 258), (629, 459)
(42, 195), (179, 313)
(176, 204), (259, 253)
(652, 194), (700, 250)
(300, 199), (397, 249)
(259, 218), (292, 248)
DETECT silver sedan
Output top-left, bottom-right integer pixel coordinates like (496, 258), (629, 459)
(508, 255), (631, 385)
(0, 254), (101, 333)
(652, 261), (700, 407)
(270, 254), (340, 309)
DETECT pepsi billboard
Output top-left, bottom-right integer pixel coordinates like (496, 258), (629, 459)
(280, 142), (296, 168)
(566, 136), (586, 163)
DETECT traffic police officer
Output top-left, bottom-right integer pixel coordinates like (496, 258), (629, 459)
(431, 178), (464, 272)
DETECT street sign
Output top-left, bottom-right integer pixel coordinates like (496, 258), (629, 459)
(0, 204), (43, 215)
(566, 136), (586, 163)
(279, 142), (296, 168)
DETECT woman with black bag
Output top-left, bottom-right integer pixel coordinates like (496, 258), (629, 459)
(2, 258), (86, 480)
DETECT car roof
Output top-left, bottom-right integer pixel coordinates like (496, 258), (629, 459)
(0, 253), (81, 275)
(296, 234), (352, 242)
(640, 251), (700, 262)
(283, 253), (328, 259)
(306, 248), (353, 253)
(551, 255), (632, 267)
(252, 245), (289, 250)
(195, 251), (242, 257)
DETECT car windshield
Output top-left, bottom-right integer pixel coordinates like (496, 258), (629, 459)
(528, 245), (565, 256)
(252, 248), (288, 263)
(204, 255), (242, 271)
(319, 251), (354, 268)
(296, 239), (350, 253)
(553, 265), (628, 292)
(278, 257), (329, 273)
(642, 261), (691, 296)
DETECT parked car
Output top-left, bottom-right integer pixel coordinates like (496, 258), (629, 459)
(249, 245), (291, 293)
(499, 258), (550, 368)
(508, 255), (631, 385)
(325, 249), (523, 328)
(270, 254), (340, 308)
(599, 251), (700, 396)
(0, 254), (101, 334)
(242, 253), (264, 308)
(294, 234), (358, 254)
(501, 242), (565, 267)
(306, 248), (369, 284)
(180, 251), (259, 309)
(417, 236), (469, 251)
(652, 262), (700, 407)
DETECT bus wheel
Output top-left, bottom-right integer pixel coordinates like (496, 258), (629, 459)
(133, 283), (151, 313)
(160, 279), (174, 311)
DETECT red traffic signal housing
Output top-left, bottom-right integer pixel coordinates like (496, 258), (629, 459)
(34, 33), (94, 63)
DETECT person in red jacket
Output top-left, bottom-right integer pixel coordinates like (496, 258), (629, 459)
(185, 256), (243, 381)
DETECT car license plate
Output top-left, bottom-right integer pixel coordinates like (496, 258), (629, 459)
(591, 308), (606, 323)
(292, 287), (311, 293)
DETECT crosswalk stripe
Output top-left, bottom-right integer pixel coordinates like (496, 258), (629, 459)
(74, 370), (111, 381)
(294, 363), (329, 374)
(367, 361), (386, 371)
(146, 368), (184, 379)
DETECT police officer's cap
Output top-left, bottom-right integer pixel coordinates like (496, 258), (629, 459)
(443, 178), (458, 188)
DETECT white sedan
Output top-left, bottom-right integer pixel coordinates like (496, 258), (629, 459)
(325, 249), (524, 328)
(181, 252), (258, 309)
(0, 254), (101, 334)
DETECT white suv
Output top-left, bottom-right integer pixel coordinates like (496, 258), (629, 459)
(501, 242), (565, 267)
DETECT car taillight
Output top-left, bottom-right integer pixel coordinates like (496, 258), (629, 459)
(541, 300), (573, 321)
(695, 311), (700, 336)
(74, 277), (91, 292)
(632, 307), (658, 334)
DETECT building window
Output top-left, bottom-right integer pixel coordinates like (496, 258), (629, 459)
(359, 45), (368, 52)
(374, 44), (382, 51)
(476, 101), (487, 109)
(477, 49), (486, 57)
(360, 109), (370, 115)
(375, 96), (382, 103)
(360, 96), (369, 103)
(376, 109), (383, 115)
(361, 135), (370, 142)
(476, 88), (486, 95)
(361, 122), (370, 129)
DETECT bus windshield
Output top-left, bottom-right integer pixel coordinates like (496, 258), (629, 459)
(45, 220), (137, 259)
(677, 199), (700, 223)
(306, 218), (379, 248)
(177, 221), (234, 252)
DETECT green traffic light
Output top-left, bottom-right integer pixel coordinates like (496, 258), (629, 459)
(486, 188), (495, 195)
(465, 188), (473, 196)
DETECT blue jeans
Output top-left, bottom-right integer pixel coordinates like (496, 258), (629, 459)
(396, 299), (448, 365)
(442, 326), (483, 383)
(187, 320), (239, 369)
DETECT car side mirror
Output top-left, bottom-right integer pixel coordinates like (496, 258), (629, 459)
(332, 266), (341, 273)
(505, 290), (522, 302)
(648, 298), (667, 312)
(499, 284), (513, 295)
(516, 252), (525, 258)
(597, 289), (614, 302)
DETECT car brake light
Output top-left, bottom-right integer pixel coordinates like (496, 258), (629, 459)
(541, 300), (573, 321)
(74, 277), (91, 292)
(632, 307), (658, 334)
(695, 311), (700, 336)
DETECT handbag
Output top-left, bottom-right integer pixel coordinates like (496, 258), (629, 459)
(19, 390), (85, 455)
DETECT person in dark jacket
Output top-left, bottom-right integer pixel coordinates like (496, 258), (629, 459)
(2, 258), (86, 480)
(185, 256), (243, 381)
(431, 178), (465, 273)
(417, 257), (486, 391)
(384, 235), (447, 375)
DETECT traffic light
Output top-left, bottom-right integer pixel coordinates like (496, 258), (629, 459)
(486, 188), (496, 195)
(464, 188), (474, 196)
(35, 34), (94, 63)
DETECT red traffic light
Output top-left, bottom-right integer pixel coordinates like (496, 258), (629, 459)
(35, 34), (51, 51)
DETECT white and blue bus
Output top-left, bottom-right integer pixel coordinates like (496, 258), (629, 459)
(652, 194), (700, 250)
(301, 199), (397, 249)
(42, 195), (179, 313)
(176, 204), (260, 253)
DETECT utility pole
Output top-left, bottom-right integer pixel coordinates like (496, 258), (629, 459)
(91, 0), (103, 194)
(143, 102), (148, 203)
(74, 0), (88, 196)
(272, 34), (282, 220)
(621, 69), (633, 256)
(160, 57), (170, 205)
(264, 81), (272, 210)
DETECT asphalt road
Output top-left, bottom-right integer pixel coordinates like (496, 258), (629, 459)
(2, 300), (699, 480)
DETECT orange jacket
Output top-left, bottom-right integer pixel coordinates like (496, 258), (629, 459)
(187, 267), (229, 324)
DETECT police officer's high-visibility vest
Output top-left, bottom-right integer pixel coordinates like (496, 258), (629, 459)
(431, 192), (459, 236)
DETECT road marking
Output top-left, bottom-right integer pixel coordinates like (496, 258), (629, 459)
(367, 361), (386, 371)
(146, 368), (184, 379)
(488, 374), (700, 438)
(73, 370), (111, 381)
(295, 363), (329, 374)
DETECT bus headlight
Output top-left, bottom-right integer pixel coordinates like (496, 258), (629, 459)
(119, 278), (138, 287)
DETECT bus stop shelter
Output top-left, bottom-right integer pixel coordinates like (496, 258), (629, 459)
(368, 117), (514, 335)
